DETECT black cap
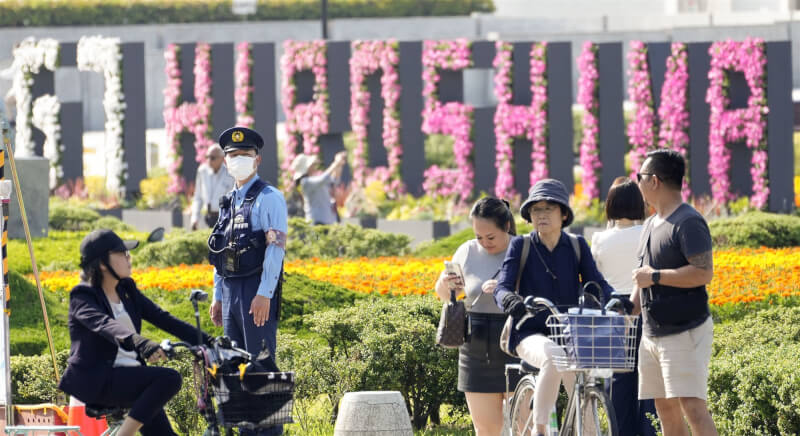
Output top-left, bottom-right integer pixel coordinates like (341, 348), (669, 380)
(79, 229), (139, 268)
(218, 126), (264, 153)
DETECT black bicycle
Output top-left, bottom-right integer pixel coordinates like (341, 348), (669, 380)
(161, 290), (295, 436)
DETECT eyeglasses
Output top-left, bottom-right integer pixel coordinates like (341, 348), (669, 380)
(636, 173), (658, 183)
(530, 205), (560, 216)
(207, 155), (221, 161)
(111, 250), (131, 259)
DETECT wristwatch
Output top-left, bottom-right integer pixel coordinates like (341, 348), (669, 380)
(651, 270), (661, 285)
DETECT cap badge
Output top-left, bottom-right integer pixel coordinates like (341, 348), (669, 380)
(232, 131), (244, 143)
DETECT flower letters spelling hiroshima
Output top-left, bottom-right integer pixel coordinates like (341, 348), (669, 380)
(706, 38), (769, 209)
(280, 40), (329, 188)
(576, 41), (601, 201)
(349, 39), (405, 196)
(163, 42), (214, 194)
(77, 35), (127, 196)
(421, 39), (475, 203)
(493, 41), (549, 200)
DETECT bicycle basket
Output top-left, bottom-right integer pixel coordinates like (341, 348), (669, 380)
(546, 310), (638, 372)
(212, 370), (295, 429)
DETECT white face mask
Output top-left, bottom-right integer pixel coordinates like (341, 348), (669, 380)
(226, 155), (256, 181)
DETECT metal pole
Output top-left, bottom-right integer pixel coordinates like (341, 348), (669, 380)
(0, 118), (13, 426)
(321, 0), (328, 39)
(1, 179), (10, 428)
(0, 117), (60, 382)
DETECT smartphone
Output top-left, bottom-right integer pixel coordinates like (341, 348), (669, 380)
(444, 261), (465, 290)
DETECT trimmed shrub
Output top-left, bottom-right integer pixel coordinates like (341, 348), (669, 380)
(709, 211), (800, 248)
(48, 204), (100, 231)
(286, 218), (411, 259)
(90, 215), (135, 232)
(133, 230), (209, 267)
(280, 296), (464, 429)
(10, 350), (69, 404)
(0, 0), (494, 27)
(707, 307), (800, 435)
(281, 272), (365, 331)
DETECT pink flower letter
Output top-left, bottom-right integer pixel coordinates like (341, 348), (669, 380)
(705, 38), (769, 209)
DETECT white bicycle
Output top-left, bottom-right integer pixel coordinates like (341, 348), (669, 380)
(504, 283), (638, 436)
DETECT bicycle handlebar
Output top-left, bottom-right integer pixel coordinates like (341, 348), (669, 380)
(513, 296), (629, 331)
(160, 337), (253, 362)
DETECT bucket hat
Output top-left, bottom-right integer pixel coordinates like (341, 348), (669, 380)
(520, 178), (574, 227)
(290, 154), (318, 181)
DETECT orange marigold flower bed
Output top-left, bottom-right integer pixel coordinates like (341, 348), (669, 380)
(28, 248), (800, 305)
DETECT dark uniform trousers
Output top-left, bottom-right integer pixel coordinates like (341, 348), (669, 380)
(221, 272), (282, 436)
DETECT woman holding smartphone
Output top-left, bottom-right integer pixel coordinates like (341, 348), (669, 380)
(434, 197), (518, 436)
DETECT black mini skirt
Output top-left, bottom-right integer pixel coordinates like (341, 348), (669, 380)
(458, 312), (522, 393)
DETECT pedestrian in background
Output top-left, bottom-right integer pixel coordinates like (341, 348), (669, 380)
(290, 151), (346, 225)
(190, 144), (234, 230)
(592, 177), (657, 436)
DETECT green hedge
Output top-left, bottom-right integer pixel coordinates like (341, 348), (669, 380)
(709, 211), (800, 248)
(708, 307), (800, 435)
(0, 0), (494, 27)
(279, 295), (463, 430)
(413, 220), (533, 257)
(287, 218), (411, 259)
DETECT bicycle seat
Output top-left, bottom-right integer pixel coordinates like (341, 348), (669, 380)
(519, 360), (538, 374)
(85, 404), (127, 420)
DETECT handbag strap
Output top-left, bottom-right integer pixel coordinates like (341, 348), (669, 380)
(514, 235), (531, 294)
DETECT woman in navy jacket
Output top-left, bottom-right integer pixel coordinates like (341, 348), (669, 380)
(58, 229), (209, 436)
(493, 179), (613, 436)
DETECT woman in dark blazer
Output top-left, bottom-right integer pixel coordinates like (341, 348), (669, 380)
(59, 229), (209, 436)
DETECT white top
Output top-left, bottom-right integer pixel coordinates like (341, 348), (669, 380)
(110, 301), (141, 368)
(191, 163), (235, 224)
(590, 224), (643, 295)
(449, 239), (506, 314)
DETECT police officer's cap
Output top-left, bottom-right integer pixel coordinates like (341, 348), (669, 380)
(219, 126), (264, 153)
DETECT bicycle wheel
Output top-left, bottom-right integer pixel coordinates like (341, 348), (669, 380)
(509, 375), (537, 436)
(572, 386), (618, 436)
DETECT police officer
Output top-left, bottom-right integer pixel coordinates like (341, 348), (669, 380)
(207, 127), (288, 436)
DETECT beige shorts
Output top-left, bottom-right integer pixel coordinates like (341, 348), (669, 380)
(638, 317), (713, 400)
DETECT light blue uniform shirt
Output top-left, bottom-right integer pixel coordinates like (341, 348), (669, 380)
(213, 176), (288, 302)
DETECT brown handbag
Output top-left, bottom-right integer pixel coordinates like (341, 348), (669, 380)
(499, 235), (531, 357)
(436, 289), (467, 348)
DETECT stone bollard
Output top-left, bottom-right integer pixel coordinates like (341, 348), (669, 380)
(333, 391), (413, 436)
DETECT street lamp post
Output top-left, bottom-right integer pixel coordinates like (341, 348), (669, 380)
(321, 0), (329, 39)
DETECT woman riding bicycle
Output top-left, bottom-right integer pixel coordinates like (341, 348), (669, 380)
(59, 229), (210, 436)
(492, 179), (614, 436)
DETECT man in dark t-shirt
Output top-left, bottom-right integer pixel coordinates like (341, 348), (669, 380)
(632, 149), (718, 436)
